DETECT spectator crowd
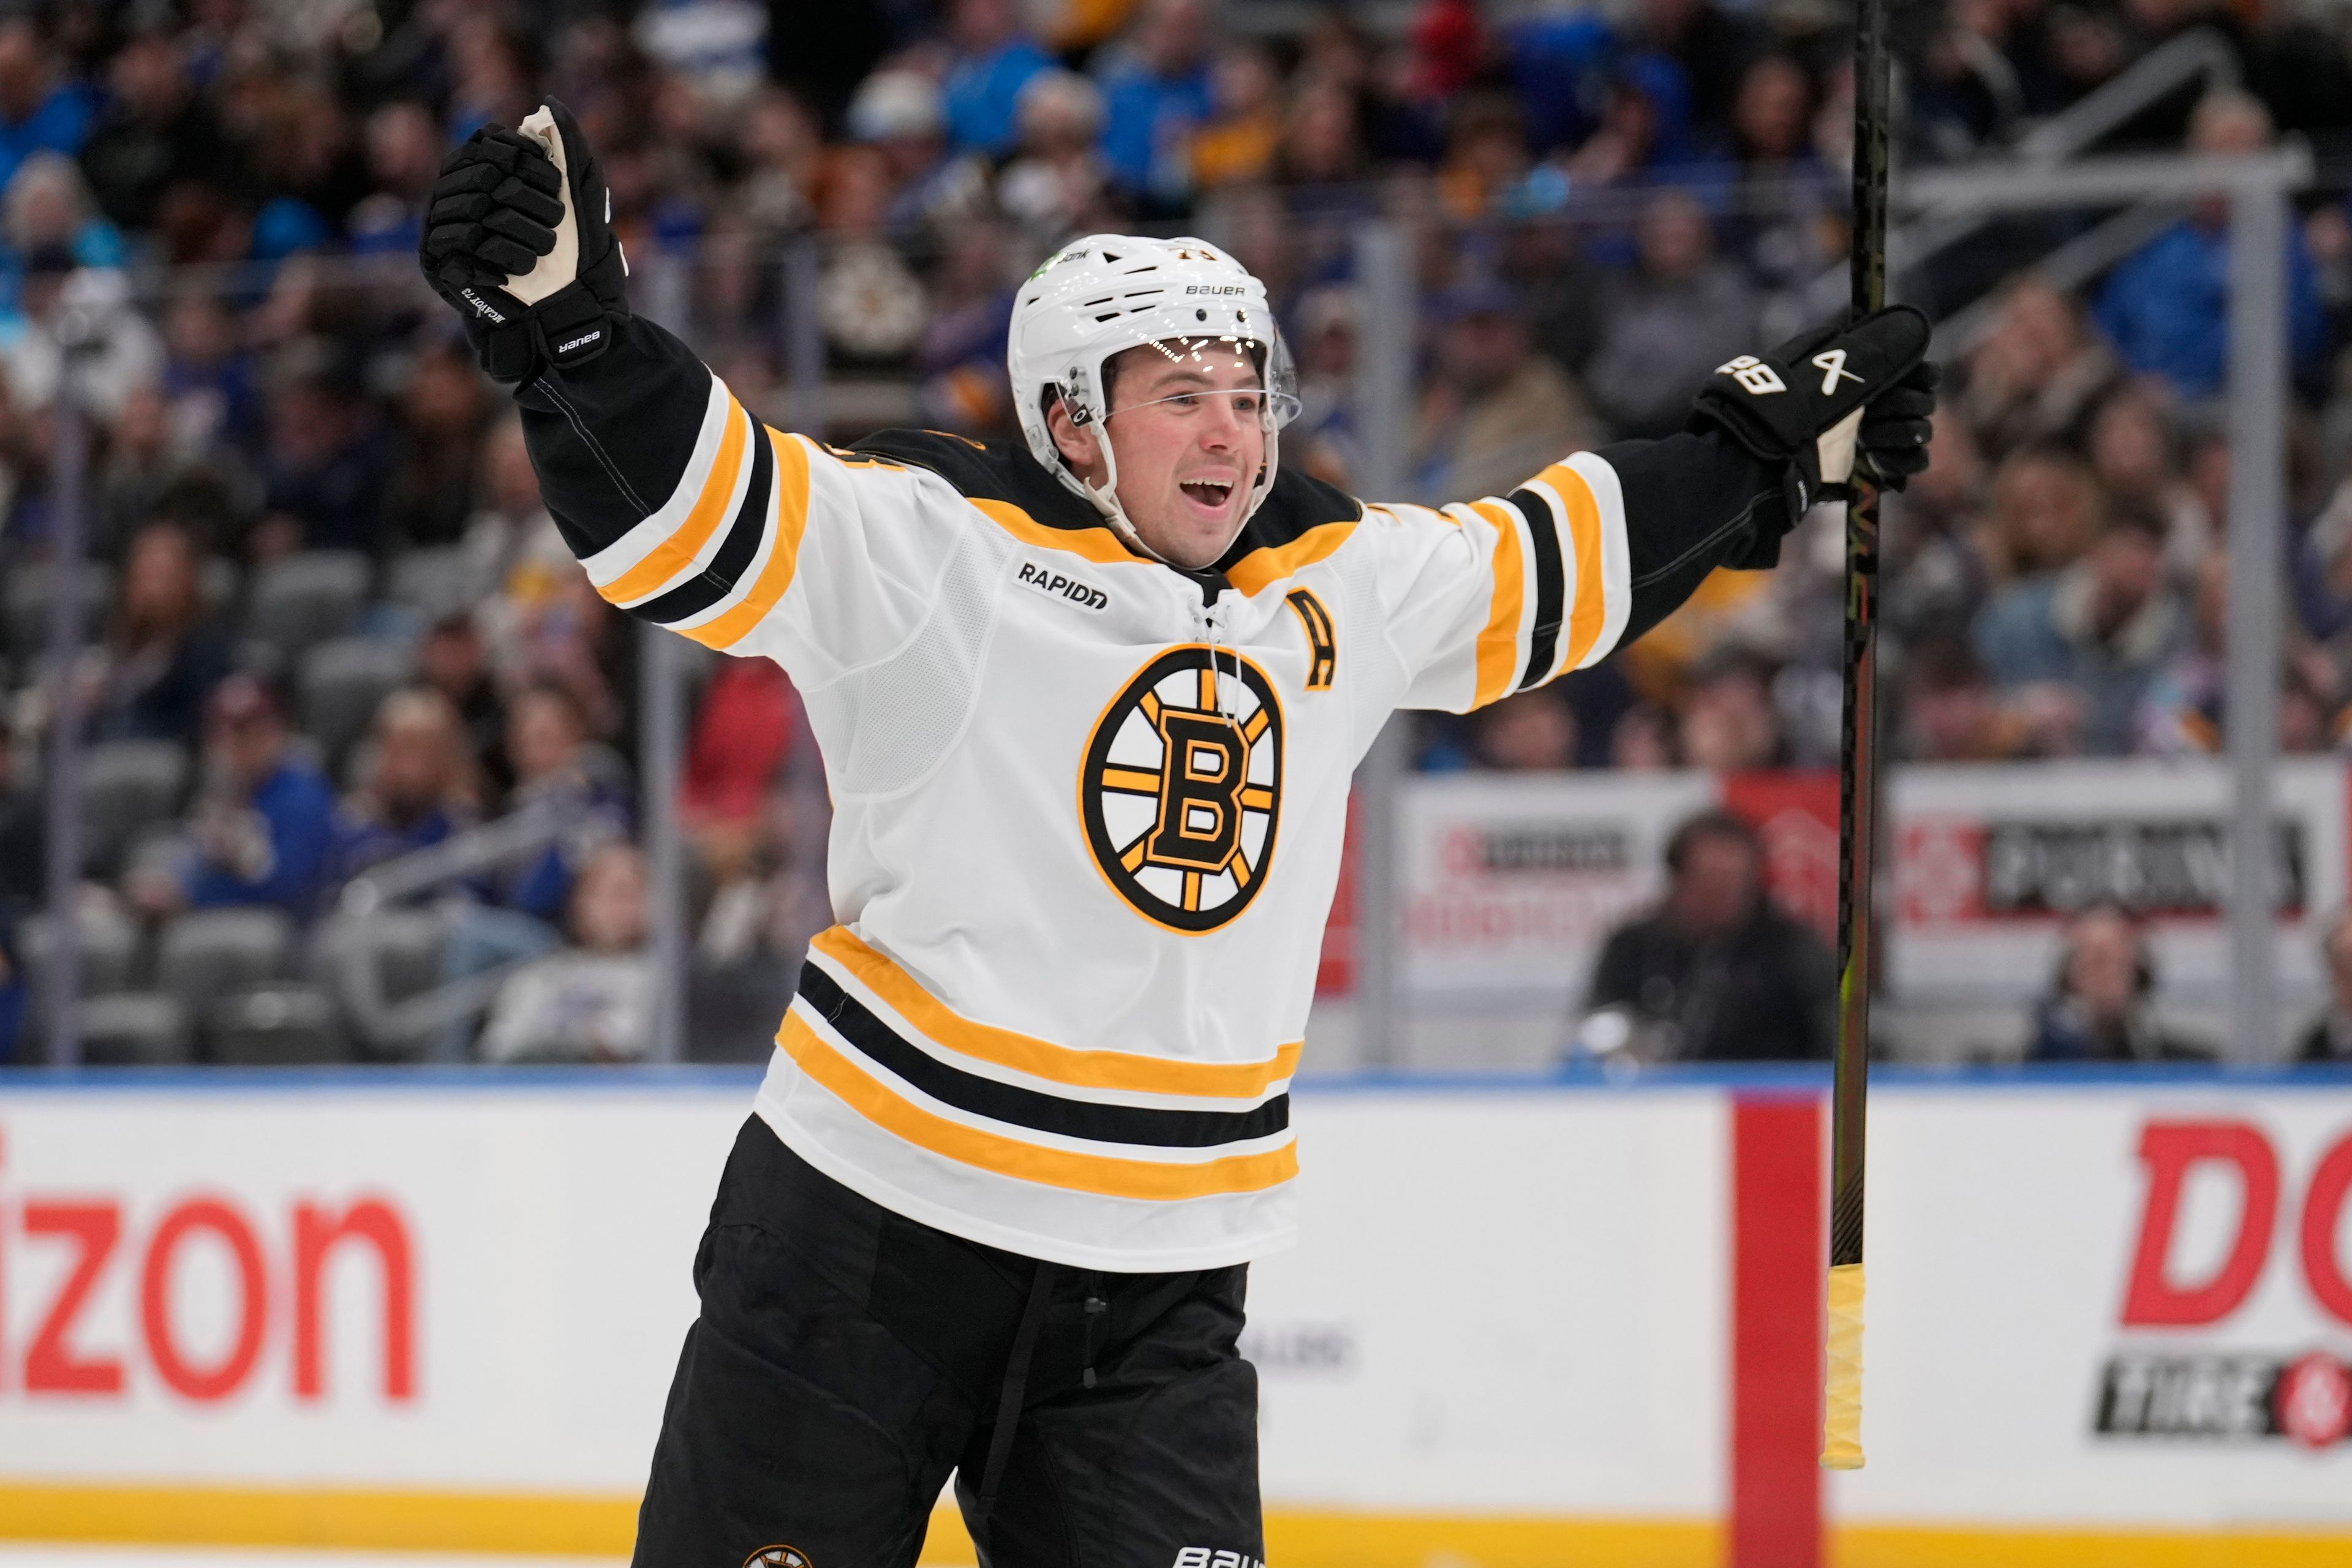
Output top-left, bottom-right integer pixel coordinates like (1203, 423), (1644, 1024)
(3, 0), (2352, 1063)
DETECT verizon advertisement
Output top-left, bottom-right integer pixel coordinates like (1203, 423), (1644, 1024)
(0, 1075), (2347, 1554)
(1396, 758), (2349, 1024)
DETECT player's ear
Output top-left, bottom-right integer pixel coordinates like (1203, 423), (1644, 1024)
(1046, 393), (1101, 473)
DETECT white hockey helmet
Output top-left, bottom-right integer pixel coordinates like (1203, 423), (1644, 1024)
(1009, 234), (1300, 556)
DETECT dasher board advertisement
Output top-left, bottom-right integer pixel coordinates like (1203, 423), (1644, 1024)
(0, 1071), (2348, 1566)
(1842, 1077), (2352, 1539)
(1393, 758), (2350, 1022)
(1888, 756), (2347, 1008)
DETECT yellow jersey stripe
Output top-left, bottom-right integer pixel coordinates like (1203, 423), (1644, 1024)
(1469, 500), (1527, 707)
(1541, 462), (1609, 671)
(598, 396), (750, 606)
(812, 926), (1302, 1099)
(971, 498), (1146, 564)
(679, 429), (813, 651)
(1224, 520), (1357, 597)
(777, 1012), (1299, 1200)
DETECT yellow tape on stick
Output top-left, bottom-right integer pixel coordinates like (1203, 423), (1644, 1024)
(1821, 1262), (1866, 1469)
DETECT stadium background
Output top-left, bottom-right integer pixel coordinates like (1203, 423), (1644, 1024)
(0, 0), (2348, 1564)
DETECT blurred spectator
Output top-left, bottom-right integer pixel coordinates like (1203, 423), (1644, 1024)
(417, 614), (511, 795)
(477, 842), (652, 1063)
(682, 655), (801, 883)
(2135, 550), (2230, 754)
(1678, 652), (1787, 771)
(254, 340), (391, 559)
(1287, 282), (1360, 486)
(942, 0), (1055, 159)
(330, 688), (481, 881)
(494, 571), (635, 752)
(3, 148), (126, 308)
(846, 68), (987, 246)
(1722, 53), (1837, 292)
(997, 70), (1113, 249)
(78, 22), (231, 237)
(346, 100), (443, 256)
(2298, 907), (2352, 1063)
(159, 286), (262, 458)
(1630, 0), (1769, 147)
(0, 723), (40, 907)
(1189, 43), (1282, 190)
(1278, 74), (1369, 196)
(2093, 91), (2326, 402)
(1977, 501), (2185, 755)
(461, 417), (571, 613)
(1902, 639), (2016, 761)
(2084, 382), (2210, 581)
(2294, 474), (2352, 645)
(914, 219), (1016, 435)
(2026, 902), (2209, 1061)
(499, 682), (633, 924)
(1581, 809), (1833, 1061)
(1884, 408), (1993, 648)
(389, 340), (492, 549)
(734, 86), (821, 244)
(1436, 92), (1530, 221)
(0, 18), (96, 197)
(96, 382), (186, 553)
(81, 519), (229, 747)
(1412, 278), (1599, 504)
(1958, 276), (2119, 460)
(1098, 0), (1215, 204)
(1980, 443), (2103, 584)
(1611, 703), (1678, 769)
(1471, 688), (1577, 771)
(4, 242), (162, 424)
(130, 674), (335, 918)
(1581, 190), (1760, 438)
(1560, 52), (1707, 195)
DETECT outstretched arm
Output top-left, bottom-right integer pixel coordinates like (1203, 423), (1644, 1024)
(1372, 309), (1937, 712)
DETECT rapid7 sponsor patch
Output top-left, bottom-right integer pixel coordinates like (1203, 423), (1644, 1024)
(1017, 559), (1109, 611)
(1172, 1551), (1264, 1568)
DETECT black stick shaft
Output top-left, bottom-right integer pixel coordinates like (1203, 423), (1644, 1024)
(1833, 0), (1892, 1277)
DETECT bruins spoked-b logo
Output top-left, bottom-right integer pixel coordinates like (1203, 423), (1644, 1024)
(1082, 646), (1283, 933)
(743, 1549), (812, 1568)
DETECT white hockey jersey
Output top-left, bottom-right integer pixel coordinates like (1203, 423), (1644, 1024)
(517, 318), (1749, 1273)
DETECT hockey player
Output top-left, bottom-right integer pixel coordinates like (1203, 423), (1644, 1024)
(421, 104), (1935, 1568)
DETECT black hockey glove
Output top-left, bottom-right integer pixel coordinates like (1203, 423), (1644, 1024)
(1687, 306), (1937, 568)
(420, 99), (630, 384)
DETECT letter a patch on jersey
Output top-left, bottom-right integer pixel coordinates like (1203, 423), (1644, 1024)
(1082, 646), (1284, 933)
(1284, 588), (1336, 690)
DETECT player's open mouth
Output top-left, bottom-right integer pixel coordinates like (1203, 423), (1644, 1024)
(1180, 478), (1234, 511)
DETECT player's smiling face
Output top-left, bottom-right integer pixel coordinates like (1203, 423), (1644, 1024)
(1054, 339), (1268, 570)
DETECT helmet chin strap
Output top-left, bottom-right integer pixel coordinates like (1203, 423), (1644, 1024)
(1077, 430), (1175, 565)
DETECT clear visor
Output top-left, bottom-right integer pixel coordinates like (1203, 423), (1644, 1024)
(1099, 333), (1302, 429)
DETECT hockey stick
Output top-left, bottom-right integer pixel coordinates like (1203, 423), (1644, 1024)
(1822, 0), (1893, 1473)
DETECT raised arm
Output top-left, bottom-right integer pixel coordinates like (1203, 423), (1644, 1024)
(417, 102), (963, 685)
(1371, 309), (1937, 713)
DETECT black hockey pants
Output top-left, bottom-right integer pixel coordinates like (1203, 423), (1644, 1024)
(630, 1117), (1265, 1568)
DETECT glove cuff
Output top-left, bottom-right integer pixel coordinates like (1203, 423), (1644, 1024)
(531, 282), (617, 371)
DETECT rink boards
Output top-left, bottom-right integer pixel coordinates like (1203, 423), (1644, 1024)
(0, 1068), (2348, 1567)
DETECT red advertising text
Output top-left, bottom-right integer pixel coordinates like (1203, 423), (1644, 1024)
(3, 1174), (417, 1405)
(2122, 1118), (2352, 1330)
